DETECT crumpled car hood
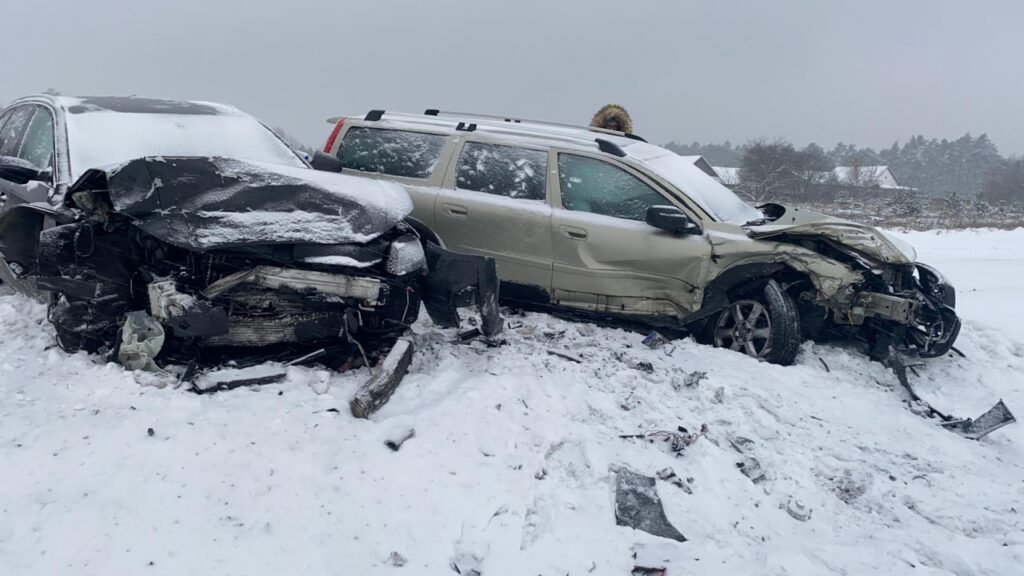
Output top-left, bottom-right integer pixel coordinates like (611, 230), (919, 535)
(744, 204), (916, 265)
(71, 156), (413, 251)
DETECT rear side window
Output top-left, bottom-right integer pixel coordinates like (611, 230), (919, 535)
(339, 127), (446, 179)
(456, 142), (547, 201)
(0, 107), (34, 158)
(558, 154), (668, 221)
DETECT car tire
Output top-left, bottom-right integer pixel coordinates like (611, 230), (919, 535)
(705, 279), (801, 366)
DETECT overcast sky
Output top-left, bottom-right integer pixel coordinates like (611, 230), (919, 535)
(5, 0), (1023, 155)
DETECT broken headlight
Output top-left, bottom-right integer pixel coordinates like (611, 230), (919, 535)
(386, 235), (427, 276)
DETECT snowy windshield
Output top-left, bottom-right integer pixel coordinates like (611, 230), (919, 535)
(636, 147), (762, 224)
(62, 97), (305, 182)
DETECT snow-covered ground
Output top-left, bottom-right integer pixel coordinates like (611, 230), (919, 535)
(2, 229), (1022, 575)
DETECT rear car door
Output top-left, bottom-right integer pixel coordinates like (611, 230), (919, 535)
(549, 151), (711, 320)
(335, 125), (452, 229)
(433, 140), (553, 302)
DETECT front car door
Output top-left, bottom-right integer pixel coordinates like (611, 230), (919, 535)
(0, 103), (58, 290)
(548, 151), (711, 322)
(433, 139), (553, 303)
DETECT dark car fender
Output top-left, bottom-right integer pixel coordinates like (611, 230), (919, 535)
(421, 243), (501, 337)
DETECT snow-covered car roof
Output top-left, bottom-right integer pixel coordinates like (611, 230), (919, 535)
(337, 111), (762, 223)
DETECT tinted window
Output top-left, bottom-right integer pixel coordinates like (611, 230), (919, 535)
(19, 109), (55, 170)
(339, 127), (446, 179)
(456, 142), (547, 201)
(0, 107), (34, 158)
(558, 154), (668, 221)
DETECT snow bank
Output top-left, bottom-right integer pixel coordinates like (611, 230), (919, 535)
(1, 230), (1022, 575)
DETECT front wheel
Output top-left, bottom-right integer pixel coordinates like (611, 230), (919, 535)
(706, 280), (801, 365)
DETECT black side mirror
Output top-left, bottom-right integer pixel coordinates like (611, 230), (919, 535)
(310, 151), (343, 173)
(0, 156), (47, 185)
(646, 205), (702, 235)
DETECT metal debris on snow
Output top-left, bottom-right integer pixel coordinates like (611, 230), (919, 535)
(886, 348), (1016, 439)
(620, 425), (707, 456)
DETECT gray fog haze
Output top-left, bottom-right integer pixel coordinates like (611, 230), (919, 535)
(5, 0), (1022, 153)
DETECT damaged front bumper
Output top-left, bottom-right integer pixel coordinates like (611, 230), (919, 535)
(821, 262), (961, 359)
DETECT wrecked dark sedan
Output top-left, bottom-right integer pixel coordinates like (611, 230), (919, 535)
(0, 95), (499, 373)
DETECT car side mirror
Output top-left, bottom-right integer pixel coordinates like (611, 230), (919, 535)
(310, 151), (343, 173)
(646, 205), (702, 235)
(0, 156), (47, 185)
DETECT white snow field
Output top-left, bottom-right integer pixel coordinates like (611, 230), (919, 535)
(2, 229), (1023, 575)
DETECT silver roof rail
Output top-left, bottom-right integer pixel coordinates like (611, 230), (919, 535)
(422, 109), (647, 142)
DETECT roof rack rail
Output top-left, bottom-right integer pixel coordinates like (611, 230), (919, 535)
(364, 109), (385, 121)
(422, 109), (645, 142)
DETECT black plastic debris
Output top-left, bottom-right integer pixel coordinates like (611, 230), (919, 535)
(193, 365), (287, 394)
(634, 361), (654, 374)
(546, 349), (582, 363)
(613, 467), (687, 542)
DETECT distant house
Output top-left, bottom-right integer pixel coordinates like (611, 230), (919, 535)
(710, 166), (741, 187)
(831, 166), (912, 191)
(704, 164), (913, 193)
(676, 155), (719, 178)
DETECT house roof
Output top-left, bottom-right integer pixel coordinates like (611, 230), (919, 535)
(832, 166), (910, 190)
(711, 166), (741, 186)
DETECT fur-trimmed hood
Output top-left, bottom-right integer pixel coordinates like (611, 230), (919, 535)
(590, 104), (633, 134)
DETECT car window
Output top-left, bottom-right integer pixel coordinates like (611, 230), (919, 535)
(18, 109), (55, 170)
(558, 153), (668, 221)
(456, 142), (547, 201)
(338, 127), (446, 179)
(0, 107), (34, 158)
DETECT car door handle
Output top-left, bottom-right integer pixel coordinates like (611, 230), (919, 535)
(443, 203), (468, 217)
(558, 225), (588, 240)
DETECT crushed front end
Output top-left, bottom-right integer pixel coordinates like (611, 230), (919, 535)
(4, 156), (500, 369)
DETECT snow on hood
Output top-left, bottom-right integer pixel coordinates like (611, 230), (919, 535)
(76, 156), (412, 251)
(59, 97), (307, 182)
(745, 204), (917, 264)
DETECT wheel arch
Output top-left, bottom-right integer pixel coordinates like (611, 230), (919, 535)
(403, 216), (445, 248)
(690, 261), (817, 326)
